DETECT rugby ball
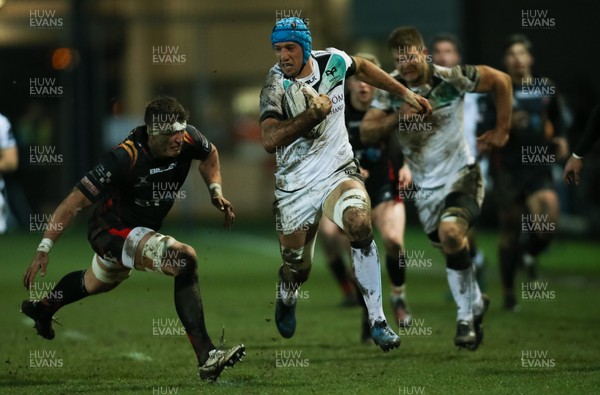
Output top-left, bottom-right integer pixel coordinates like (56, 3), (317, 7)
(282, 81), (319, 118)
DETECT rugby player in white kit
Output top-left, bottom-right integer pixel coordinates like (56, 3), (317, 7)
(259, 17), (431, 351)
(361, 26), (512, 350)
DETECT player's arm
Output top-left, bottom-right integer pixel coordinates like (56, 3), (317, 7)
(563, 103), (600, 185)
(360, 108), (401, 145)
(474, 65), (513, 151)
(260, 96), (331, 153)
(352, 56), (431, 114)
(23, 188), (93, 289)
(198, 144), (234, 228)
(0, 146), (18, 173)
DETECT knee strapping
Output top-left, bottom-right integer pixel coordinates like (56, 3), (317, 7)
(280, 236), (317, 274)
(333, 189), (369, 230)
(141, 233), (176, 273)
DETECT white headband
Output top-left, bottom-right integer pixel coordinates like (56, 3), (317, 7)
(147, 121), (187, 135)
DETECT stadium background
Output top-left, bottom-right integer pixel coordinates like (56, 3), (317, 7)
(1, 1), (599, 394)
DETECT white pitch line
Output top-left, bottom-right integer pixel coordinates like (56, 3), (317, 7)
(124, 351), (153, 362)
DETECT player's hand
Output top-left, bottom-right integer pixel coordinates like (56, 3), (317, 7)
(306, 93), (332, 121)
(563, 155), (583, 185)
(24, 252), (49, 290)
(212, 196), (235, 229)
(398, 164), (412, 189)
(402, 90), (432, 115)
(477, 128), (509, 153)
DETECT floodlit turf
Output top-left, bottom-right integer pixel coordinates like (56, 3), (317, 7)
(1, 221), (599, 394)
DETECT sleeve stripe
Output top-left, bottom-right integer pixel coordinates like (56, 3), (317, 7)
(183, 132), (194, 145)
(118, 141), (138, 168)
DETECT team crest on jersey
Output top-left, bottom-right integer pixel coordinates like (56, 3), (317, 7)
(319, 54), (346, 93)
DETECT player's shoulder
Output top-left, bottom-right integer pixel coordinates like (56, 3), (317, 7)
(433, 64), (478, 81)
(313, 47), (352, 64)
(183, 124), (210, 149)
(112, 126), (145, 168)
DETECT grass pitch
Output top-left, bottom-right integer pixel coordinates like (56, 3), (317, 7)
(1, 220), (599, 394)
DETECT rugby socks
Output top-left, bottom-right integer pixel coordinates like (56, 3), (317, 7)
(328, 255), (355, 298)
(386, 252), (406, 287)
(499, 246), (519, 295)
(38, 270), (89, 316)
(525, 232), (552, 257)
(174, 273), (215, 365)
(277, 266), (307, 307)
(350, 239), (386, 326)
(446, 248), (482, 321)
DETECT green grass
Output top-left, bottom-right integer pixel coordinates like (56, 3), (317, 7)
(1, 221), (599, 394)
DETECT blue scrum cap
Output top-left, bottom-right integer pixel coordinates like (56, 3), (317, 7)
(271, 17), (312, 64)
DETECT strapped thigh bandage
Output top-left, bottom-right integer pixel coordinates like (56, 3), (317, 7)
(332, 189), (369, 230)
(91, 254), (131, 284)
(121, 226), (175, 272)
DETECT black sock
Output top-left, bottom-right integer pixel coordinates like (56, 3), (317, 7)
(499, 246), (519, 294)
(39, 270), (88, 316)
(526, 233), (552, 256)
(445, 247), (472, 270)
(328, 255), (349, 284)
(386, 253), (406, 287)
(174, 274), (214, 365)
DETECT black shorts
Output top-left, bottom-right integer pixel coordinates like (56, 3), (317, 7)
(492, 167), (554, 209)
(88, 224), (134, 263)
(367, 182), (400, 207)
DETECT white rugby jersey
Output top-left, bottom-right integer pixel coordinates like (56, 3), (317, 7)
(371, 64), (479, 188)
(259, 48), (355, 192)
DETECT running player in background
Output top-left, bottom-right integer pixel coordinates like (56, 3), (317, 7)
(21, 97), (245, 381)
(319, 53), (413, 343)
(430, 33), (487, 291)
(259, 18), (431, 351)
(361, 26), (512, 350)
(0, 113), (18, 234)
(481, 35), (569, 311)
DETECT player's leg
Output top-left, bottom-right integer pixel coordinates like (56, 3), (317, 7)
(275, 225), (319, 338)
(497, 201), (524, 311)
(436, 166), (487, 349)
(372, 199), (412, 327)
(522, 188), (559, 279)
(21, 230), (131, 340)
(323, 178), (399, 351)
(319, 217), (356, 306)
(467, 229), (486, 291)
(125, 227), (244, 380)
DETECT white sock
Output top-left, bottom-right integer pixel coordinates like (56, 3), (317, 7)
(470, 266), (484, 315)
(446, 267), (480, 322)
(390, 285), (406, 303)
(351, 240), (385, 326)
(278, 281), (298, 306)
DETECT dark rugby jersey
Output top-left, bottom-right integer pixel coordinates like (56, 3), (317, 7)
(345, 97), (392, 191)
(76, 125), (212, 231)
(481, 77), (564, 172)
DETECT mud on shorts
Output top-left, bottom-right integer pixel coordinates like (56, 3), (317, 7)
(273, 160), (364, 235)
(411, 164), (484, 243)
